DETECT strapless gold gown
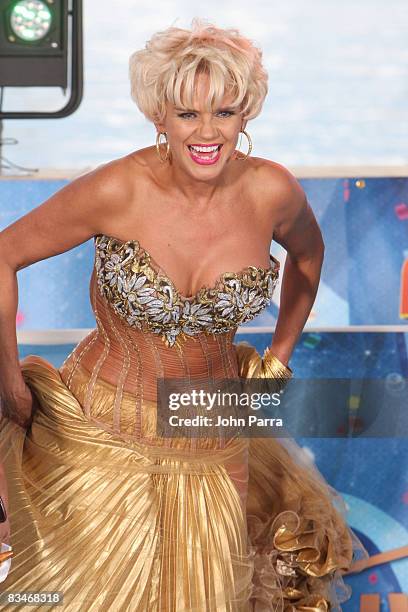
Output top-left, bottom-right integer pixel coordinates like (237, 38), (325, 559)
(0, 236), (368, 611)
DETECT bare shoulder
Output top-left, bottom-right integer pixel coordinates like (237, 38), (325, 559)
(77, 151), (147, 218)
(249, 158), (307, 223)
(0, 151), (146, 271)
(249, 157), (324, 258)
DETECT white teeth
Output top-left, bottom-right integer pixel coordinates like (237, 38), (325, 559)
(189, 145), (219, 153)
(208, 149), (219, 159)
(189, 147), (219, 160)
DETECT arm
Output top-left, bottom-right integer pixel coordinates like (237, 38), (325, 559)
(268, 165), (325, 367)
(234, 164), (323, 383)
(0, 159), (131, 426)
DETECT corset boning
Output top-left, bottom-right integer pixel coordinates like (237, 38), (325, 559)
(59, 269), (242, 447)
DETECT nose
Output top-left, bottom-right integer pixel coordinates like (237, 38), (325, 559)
(195, 116), (219, 140)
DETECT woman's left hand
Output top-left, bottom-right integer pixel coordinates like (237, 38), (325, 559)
(234, 341), (293, 396)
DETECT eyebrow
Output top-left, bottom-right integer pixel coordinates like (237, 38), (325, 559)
(174, 107), (235, 112)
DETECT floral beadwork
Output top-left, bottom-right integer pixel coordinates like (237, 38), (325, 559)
(94, 235), (279, 348)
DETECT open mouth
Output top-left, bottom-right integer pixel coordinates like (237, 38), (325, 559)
(187, 144), (223, 162)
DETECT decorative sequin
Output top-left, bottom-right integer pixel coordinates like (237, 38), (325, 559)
(94, 235), (280, 348)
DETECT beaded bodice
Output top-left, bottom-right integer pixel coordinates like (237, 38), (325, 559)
(59, 233), (280, 444)
(94, 234), (280, 348)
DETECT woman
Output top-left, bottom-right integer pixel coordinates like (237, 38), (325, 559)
(0, 18), (367, 611)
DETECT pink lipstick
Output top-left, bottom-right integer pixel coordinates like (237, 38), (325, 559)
(187, 144), (222, 166)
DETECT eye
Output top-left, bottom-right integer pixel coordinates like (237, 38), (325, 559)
(217, 110), (234, 117)
(177, 110), (235, 119)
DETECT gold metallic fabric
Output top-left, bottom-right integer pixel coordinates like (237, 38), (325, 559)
(0, 346), (368, 611)
(234, 342), (293, 394)
(0, 245), (368, 611)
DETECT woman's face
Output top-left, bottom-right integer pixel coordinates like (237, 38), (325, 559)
(155, 72), (246, 179)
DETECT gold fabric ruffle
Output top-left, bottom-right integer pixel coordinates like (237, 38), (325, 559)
(0, 349), (368, 611)
(234, 341), (369, 611)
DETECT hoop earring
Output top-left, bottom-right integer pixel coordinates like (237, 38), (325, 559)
(235, 129), (252, 161)
(155, 132), (170, 162)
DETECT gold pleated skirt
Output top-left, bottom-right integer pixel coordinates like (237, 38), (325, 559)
(0, 356), (368, 611)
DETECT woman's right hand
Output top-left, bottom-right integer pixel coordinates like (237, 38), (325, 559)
(0, 466), (13, 577)
(0, 379), (39, 429)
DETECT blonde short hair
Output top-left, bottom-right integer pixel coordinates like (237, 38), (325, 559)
(129, 18), (268, 124)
